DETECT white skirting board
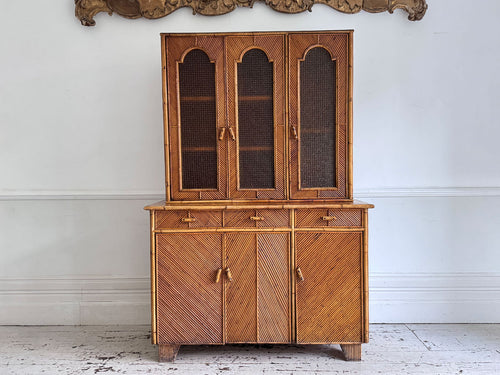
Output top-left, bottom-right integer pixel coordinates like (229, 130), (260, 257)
(0, 273), (499, 325)
(370, 273), (500, 323)
(0, 277), (150, 325)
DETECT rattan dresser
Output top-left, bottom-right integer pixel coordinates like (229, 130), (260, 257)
(145, 31), (373, 362)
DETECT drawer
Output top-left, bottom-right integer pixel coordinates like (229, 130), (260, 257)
(155, 210), (222, 229)
(224, 209), (290, 228)
(295, 209), (362, 228)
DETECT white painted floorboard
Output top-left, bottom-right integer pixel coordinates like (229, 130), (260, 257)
(1, 324), (499, 374)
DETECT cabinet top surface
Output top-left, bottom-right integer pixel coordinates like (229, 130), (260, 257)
(144, 200), (374, 211)
(161, 31), (353, 37)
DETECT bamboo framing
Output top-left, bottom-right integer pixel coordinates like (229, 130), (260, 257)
(290, 208), (296, 342)
(150, 211), (157, 344)
(145, 199), (374, 211)
(284, 35), (290, 201)
(362, 208), (369, 343)
(161, 35), (171, 202)
(255, 233), (259, 342)
(154, 227), (366, 233)
(221, 231), (227, 343)
(154, 227), (292, 233)
(348, 30), (354, 200)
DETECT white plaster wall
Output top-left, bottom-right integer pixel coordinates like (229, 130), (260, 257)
(1, 0), (499, 324)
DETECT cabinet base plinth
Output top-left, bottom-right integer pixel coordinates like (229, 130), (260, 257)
(156, 343), (363, 362)
(159, 344), (180, 362)
(340, 343), (361, 361)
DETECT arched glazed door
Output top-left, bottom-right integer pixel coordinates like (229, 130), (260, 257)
(226, 35), (286, 199)
(166, 36), (228, 200)
(289, 33), (352, 200)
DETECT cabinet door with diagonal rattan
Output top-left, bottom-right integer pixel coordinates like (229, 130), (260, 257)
(225, 232), (290, 343)
(295, 232), (363, 343)
(156, 233), (223, 344)
(165, 35), (228, 200)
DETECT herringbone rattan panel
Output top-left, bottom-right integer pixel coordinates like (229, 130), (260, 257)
(156, 233), (223, 344)
(257, 233), (290, 343)
(296, 232), (362, 343)
(295, 209), (329, 228)
(255, 210), (290, 228)
(225, 233), (257, 343)
(224, 209), (289, 228)
(155, 210), (189, 229)
(295, 209), (362, 227)
(188, 210), (222, 228)
(327, 209), (362, 227)
(155, 210), (223, 229)
(224, 210), (256, 227)
(289, 32), (350, 200)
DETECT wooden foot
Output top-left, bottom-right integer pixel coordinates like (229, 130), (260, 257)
(340, 344), (361, 361)
(158, 344), (180, 362)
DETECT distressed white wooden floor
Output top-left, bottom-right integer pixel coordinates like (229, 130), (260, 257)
(1, 324), (499, 374)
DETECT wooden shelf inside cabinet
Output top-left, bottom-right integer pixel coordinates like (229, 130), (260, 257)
(239, 146), (274, 151)
(182, 147), (217, 152)
(238, 95), (273, 102)
(146, 31), (372, 363)
(179, 96), (215, 102)
(300, 129), (335, 134)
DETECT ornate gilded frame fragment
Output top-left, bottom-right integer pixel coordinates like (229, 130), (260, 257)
(75, 0), (427, 26)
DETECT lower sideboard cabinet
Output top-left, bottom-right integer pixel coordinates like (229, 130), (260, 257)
(146, 202), (372, 362)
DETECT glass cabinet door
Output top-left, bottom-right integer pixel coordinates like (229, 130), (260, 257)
(289, 33), (352, 200)
(166, 36), (227, 200)
(226, 35), (286, 199)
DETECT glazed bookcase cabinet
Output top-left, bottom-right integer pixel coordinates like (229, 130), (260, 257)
(145, 31), (374, 362)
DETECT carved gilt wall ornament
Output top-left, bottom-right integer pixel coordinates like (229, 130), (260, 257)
(75, 0), (427, 26)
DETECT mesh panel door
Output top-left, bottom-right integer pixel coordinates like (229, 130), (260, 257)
(238, 49), (275, 190)
(179, 49), (218, 190)
(165, 36), (227, 200)
(226, 35), (286, 199)
(289, 33), (351, 199)
(300, 47), (336, 188)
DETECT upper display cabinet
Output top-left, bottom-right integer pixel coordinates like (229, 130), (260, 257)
(161, 31), (352, 201)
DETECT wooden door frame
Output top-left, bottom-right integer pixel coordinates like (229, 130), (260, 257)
(155, 232), (224, 344)
(224, 231), (291, 343)
(226, 34), (286, 200)
(164, 35), (228, 200)
(288, 32), (353, 200)
(294, 231), (364, 344)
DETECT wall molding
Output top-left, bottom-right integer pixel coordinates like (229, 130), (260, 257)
(2, 187), (500, 201)
(1, 273), (499, 325)
(0, 191), (164, 201)
(0, 277), (150, 325)
(370, 272), (500, 323)
(355, 187), (500, 198)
